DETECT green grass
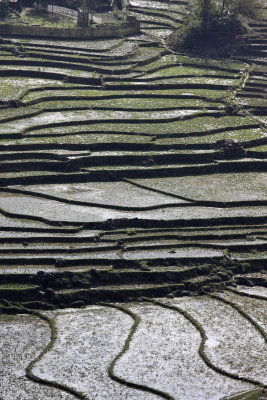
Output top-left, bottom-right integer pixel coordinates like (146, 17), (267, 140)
(19, 98), (216, 111)
(19, 9), (76, 28)
(143, 65), (238, 78)
(18, 115), (257, 137)
(0, 77), (63, 102)
(225, 388), (263, 399)
(0, 283), (34, 289)
(247, 145), (267, 152)
(140, 54), (247, 73)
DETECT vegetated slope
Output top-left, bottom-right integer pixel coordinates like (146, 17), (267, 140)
(0, 1), (266, 399)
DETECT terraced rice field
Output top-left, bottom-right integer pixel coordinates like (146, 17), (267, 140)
(0, 1), (266, 399)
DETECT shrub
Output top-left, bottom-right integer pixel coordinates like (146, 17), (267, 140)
(167, 0), (262, 54)
(0, 0), (9, 17)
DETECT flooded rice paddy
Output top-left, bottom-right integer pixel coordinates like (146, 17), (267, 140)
(0, 0), (266, 399)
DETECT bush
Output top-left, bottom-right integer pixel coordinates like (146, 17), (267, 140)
(167, 0), (262, 54)
(221, 0), (262, 19)
(0, 0), (9, 17)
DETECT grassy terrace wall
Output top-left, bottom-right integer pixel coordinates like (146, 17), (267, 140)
(0, 18), (140, 39)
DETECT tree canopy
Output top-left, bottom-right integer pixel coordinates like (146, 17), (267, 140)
(167, 0), (263, 54)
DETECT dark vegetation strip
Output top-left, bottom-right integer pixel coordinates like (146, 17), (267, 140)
(0, 69), (101, 85)
(99, 302), (175, 400)
(86, 215), (267, 231)
(19, 111), (223, 134)
(19, 85), (102, 97)
(4, 130), (263, 153)
(0, 187), (194, 211)
(129, 4), (185, 18)
(21, 47), (141, 60)
(0, 199), (266, 231)
(0, 256), (221, 268)
(18, 122), (261, 142)
(0, 206), (79, 228)
(0, 225), (81, 233)
(122, 177), (215, 202)
(122, 178), (267, 209)
(226, 287), (267, 302)
(242, 137), (267, 149)
(146, 298), (265, 389)
(103, 230), (267, 243)
(23, 51), (141, 66)
(0, 140), (249, 152)
(210, 293), (267, 343)
(0, 241), (265, 254)
(7, 46), (126, 58)
(2, 186), (267, 212)
(154, 124), (263, 140)
(0, 38), (124, 53)
(21, 93), (221, 107)
(0, 246), (118, 255)
(140, 0), (187, 4)
(0, 59), (133, 75)
(0, 151), (77, 161)
(102, 224), (266, 235)
(237, 58), (267, 67)
(124, 242), (267, 252)
(138, 20), (175, 29)
(225, 388), (263, 400)
(0, 105), (220, 125)
(74, 53), (163, 68)
(128, 7), (184, 24)
(1, 86), (99, 106)
(1, 228), (265, 244)
(20, 306), (89, 399)
(23, 40), (148, 60)
(0, 161), (266, 186)
(103, 83), (231, 90)
(138, 62), (244, 76)
(131, 74), (237, 82)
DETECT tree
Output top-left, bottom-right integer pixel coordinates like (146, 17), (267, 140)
(200, 0), (212, 31)
(220, 0), (261, 18)
(167, 0), (262, 53)
(0, 0), (9, 17)
(87, 0), (96, 24)
(196, 0), (262, 24)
